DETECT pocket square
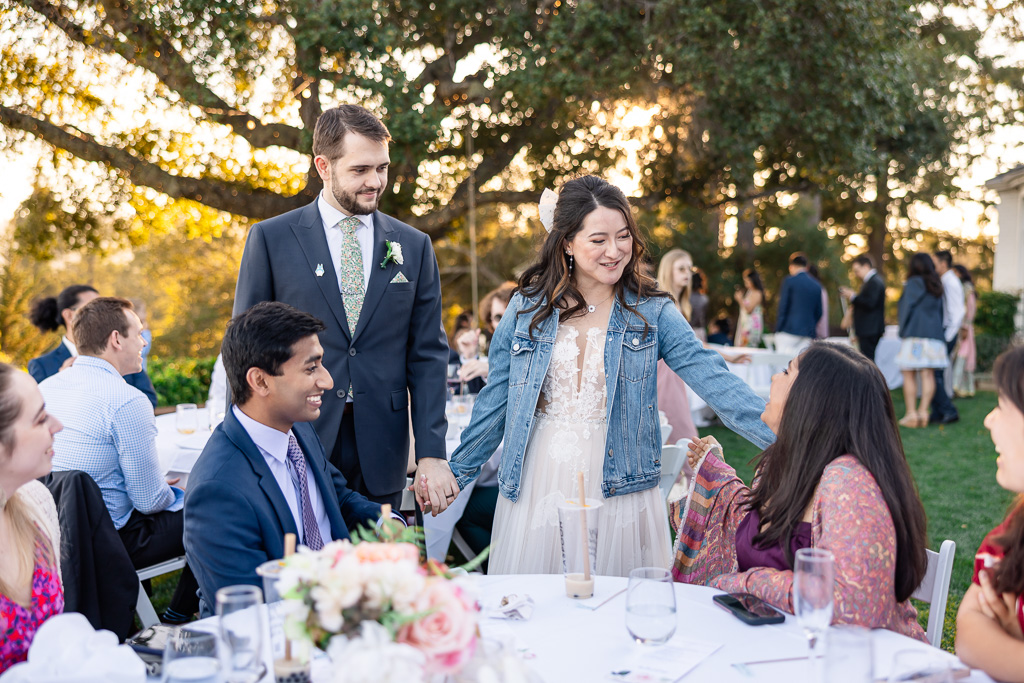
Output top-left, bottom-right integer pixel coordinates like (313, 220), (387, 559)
(390, 271), (409, 284)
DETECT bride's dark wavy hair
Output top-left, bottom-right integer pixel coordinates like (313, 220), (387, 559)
(517, 175), (665, 338)
(991, 346), (1024, 596)
(745, 342), (928, 602)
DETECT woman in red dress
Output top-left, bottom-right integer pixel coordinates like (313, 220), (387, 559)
(0, 364), (64, 673)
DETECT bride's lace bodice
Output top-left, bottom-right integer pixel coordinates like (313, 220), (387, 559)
(536, 322), (607, 429)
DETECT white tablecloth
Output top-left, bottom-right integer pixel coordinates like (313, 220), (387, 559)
(183, 573), (992, 683)
(155, 413), (212, 488)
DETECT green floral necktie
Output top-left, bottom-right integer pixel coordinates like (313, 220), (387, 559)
(337, 216), (364, 335)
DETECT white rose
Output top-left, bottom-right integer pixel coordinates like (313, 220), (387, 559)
(326, 622), (425, 683)
(391, 242), (404, 265)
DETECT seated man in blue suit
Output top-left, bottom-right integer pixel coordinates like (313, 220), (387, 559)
(184, 302), (385, 615)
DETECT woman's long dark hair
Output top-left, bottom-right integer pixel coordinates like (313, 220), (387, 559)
(743, 268), (765, 294)
(746, 342), (928, 602)
(27, 284), (98, 333)
(907, 254), (943, 298)
(518, 175), (664, 338)
(991, 346), (1024, 595)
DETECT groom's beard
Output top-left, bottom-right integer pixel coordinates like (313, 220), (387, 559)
(332, 185), (382, 216)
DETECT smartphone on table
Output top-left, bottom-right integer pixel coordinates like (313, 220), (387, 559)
(712, 592), (786, 625)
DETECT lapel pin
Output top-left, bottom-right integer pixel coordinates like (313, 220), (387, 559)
(315, 263), (325, 277)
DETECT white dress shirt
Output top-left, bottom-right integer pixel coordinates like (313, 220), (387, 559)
(318, 191), (374, 293)
(940, 269), (966, 343)
(62, 336), (77, 356)
(232, 405), (333, 546)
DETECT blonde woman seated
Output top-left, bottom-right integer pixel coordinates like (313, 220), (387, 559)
(671, 343), (929, 639)
(0, 364), (64, 672)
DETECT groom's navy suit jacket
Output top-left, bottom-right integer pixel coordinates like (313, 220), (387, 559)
(183, 408), (381, 615)
(233, 199), (449, 496)
(28, 344), (158, 408)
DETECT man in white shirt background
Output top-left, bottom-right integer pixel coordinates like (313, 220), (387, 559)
(929, 250), (964, 425)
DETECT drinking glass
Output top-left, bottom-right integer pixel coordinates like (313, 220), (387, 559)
(446, 363), (461, 394)
(216, 585), (265, 683)
(824, 626), (873, 683)
(625, 567), (677, 645)
(176, 403), (199, 435)
(163, 628), (221, 683)
(888, 649), (953, 683)
(793, 548), (835, 681)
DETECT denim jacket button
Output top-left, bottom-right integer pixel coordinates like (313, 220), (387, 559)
(513, 343), (520, 351)
(610, 487), (616, 495)
(632, 338), (639, 345)
(607, 448), (613, 457)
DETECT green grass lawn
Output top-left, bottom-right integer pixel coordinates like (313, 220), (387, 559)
(148, 391), (1011, 652)
(702, 389), (1014, 652)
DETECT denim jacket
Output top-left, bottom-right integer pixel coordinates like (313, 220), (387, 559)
(449, 289), (776, 502)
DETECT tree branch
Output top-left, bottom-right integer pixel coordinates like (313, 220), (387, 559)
(0, 105), (314, 218)
(408, 190), (538, 237)
(24, 0), (303, 151)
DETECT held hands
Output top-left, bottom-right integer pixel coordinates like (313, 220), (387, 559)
(412, 457), (460, 517)
(978, 570), (1024, 639)
(458, 358), (489, 382)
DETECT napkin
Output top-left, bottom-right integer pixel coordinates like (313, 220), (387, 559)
(0, 613), (146, 683)
(486, 593), (535, 620)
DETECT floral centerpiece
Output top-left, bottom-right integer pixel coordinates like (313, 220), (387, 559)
(276, 524), (484, 683)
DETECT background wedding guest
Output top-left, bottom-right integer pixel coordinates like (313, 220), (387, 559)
(690, 270), (709, 342)
(674, 343), (928, 640)
(708, 318), (733, 346)
(27, 284), (157, 408)
(807, 263), (829, 339)
(734, 268), (764, 348)
(419, 176), (775, 578)
(928, 249), (964, 424)
(459, 282), (517, 385)
(129, 299), (153, 371)
(0, 364), (64, 673)
(773, 253), (822, 354)
(448, 313), (485, 395)
(955, 346), (1024, 682)
(184, 302), (384, 616)
(232, 104), (448, 509)
(952, 264), (977, 398)
(38, 297), (198, 623)
(656, 249), (699, 446)
(839, 254), (886, 362)
(895, 254), (947, 429)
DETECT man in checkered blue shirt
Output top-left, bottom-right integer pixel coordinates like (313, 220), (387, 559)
(39, 297), (199, 623)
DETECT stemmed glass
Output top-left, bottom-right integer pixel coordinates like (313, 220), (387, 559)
(163, 628), (220, 683)
(625, 567), (677, 645)
(793, 548), (835, 681)
(216, 585), (266, 683)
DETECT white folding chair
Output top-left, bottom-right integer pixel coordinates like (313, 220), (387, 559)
(761, 333), (776, 351)
(135, 556), (187, 628)
(660, 422), (673, 445)
(911, 539), (956, 648)
(658, 444), (687, 502)
(741, 351), (796, 398)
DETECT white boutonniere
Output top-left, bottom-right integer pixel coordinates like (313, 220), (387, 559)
(381, 240), (404, 268)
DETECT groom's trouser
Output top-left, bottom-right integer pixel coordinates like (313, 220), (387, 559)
(332, 403), (404, 510)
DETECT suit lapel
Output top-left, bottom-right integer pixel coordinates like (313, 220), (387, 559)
(223, 411), (298, 537)
(353, 211), (397, 343)
(290, 201), (352, 341)
(293, 425), (347, 540)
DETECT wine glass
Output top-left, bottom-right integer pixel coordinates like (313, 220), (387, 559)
(888, 649), (953, 682)
(625, 567), (677, 645)
(824, 626), (873, 683)
(793, 548), (835, 681)
(176, 403), (198, 435)
(163, 628), (220, 683)
(216, 585), (265, 683)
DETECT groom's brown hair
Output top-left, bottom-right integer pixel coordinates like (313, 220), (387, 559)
(312, 105), (391, 160)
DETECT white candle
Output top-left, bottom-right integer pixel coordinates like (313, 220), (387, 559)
(565, 572), (595, 599)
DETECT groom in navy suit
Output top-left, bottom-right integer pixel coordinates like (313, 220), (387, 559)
(233, 104), (448, 509)
(183, 302), (383, 616)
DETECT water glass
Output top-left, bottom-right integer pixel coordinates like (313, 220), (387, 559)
(793, 548), (835, 680)
(217, 585), (265, 683)
(888, 649), (953, 682)
(163, 628), (221, 683)
(176, 403), (199, 435)
(625, 567), (677, 645)
(824, 626), (873, 683)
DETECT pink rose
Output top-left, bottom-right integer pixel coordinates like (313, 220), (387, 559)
(397, 579), (478, 674)
(353, 542), (420, 565)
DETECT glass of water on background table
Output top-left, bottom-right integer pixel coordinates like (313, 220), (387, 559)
(163, 628), (221, 683)
(794, 548), (835, 682)
(625, 567), (677, 645)
(216, 585), (265, 683)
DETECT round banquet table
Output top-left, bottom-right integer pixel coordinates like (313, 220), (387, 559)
(182, 573), (993, 683)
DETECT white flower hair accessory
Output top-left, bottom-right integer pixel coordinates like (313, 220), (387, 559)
(538, 188), (558, 233)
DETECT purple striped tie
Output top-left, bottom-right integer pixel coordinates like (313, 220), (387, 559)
(285, 435), (324, 551)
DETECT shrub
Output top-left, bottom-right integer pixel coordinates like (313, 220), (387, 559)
(975, 290), (1020, 338)
(149, 356), (216, 407)
(975, 334), (1013, 373)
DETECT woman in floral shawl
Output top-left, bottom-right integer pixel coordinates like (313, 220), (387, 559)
(670, 342), (929, 639)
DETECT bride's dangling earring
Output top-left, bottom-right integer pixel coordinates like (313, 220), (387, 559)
(567, 251), (574, 274)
